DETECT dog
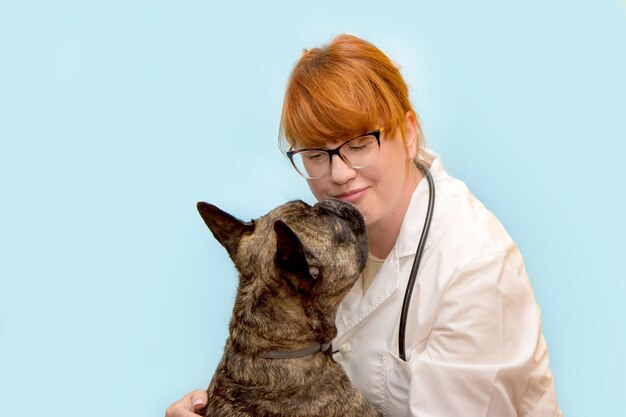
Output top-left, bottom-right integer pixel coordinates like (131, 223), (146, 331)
(196, 199), (381, 417)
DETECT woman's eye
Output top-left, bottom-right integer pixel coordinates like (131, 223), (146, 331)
(348, 141), (372, 152)
(305, 152), (324, 161)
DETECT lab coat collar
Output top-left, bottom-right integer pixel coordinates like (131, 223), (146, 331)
(395, 148), (447, 258)
(336, 254), (400, 335)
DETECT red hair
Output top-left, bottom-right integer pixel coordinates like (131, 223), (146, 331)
(279, 34), (424, 151)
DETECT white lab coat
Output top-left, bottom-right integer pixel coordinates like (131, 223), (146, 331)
(332, 150), (562, 417)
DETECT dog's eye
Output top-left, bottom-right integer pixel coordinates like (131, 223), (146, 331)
(309, 266), (320, 279)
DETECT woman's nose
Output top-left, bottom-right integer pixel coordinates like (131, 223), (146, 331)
(329, 154), (357, 184)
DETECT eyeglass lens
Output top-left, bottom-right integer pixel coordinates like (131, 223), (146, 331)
(291, 134), (380, 179)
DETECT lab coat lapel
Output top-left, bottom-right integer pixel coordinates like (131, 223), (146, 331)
(336, 254), (400, 336)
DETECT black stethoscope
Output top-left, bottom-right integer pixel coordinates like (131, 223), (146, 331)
(398, 159), (435, 361)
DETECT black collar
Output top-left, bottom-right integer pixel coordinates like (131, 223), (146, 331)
(258, 342), (332, 359)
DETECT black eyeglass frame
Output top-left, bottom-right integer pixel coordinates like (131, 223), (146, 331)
(286, 129), (382, 180)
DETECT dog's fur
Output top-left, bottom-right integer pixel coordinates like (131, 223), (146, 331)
(197, 199), (380, 417)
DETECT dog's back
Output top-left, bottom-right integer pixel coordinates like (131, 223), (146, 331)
(197, 199), (380, 417)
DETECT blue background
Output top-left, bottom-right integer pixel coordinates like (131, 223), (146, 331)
(1, 1), (624, 416)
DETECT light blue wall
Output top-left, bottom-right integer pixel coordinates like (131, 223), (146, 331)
(1, 1), (624, 416)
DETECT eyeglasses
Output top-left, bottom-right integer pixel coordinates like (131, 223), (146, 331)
(287, 129), (382, 180)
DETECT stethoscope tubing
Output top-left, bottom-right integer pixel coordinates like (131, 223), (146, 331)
(398, 159), (435, 361)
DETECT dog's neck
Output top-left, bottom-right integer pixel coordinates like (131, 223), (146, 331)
(258, 341), (332, 359)
(228, 286), (338, 355)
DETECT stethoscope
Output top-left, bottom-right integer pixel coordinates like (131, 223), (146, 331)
(398, 159), (435, 361)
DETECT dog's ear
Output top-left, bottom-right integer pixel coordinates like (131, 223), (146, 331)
(274, 220), (317, 295)
(197, 202), (255, 259)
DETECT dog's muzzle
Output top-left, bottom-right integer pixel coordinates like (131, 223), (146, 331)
(316, 199), (366, 233)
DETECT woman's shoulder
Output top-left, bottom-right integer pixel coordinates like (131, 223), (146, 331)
(426, 153), (523, 271)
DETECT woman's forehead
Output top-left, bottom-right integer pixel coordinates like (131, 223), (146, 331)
(293, 135), (357, 150)
(291, 122), (386, 149)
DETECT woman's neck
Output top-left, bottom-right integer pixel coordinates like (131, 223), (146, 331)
(367, 163), (422, 259)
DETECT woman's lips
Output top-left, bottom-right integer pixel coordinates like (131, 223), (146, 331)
(332, 187), (368, 203)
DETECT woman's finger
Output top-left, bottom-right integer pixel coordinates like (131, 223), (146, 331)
(165, 390), (207, 417)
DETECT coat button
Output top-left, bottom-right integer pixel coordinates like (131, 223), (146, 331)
(338, 342), (351, 353)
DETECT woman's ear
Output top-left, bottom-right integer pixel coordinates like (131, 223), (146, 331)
(404, 111), (420, 160)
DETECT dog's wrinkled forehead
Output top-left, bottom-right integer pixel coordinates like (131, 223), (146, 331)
(257, 200), (314, 228)
(269, 200), (312, 220)
(259, 201), (322, 240)
(263, 199), (361, 237)
(269, 200), (365, 258)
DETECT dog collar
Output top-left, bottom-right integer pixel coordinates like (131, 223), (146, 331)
(258, 342), (332, 359)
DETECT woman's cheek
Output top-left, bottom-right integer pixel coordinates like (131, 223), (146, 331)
(309, 186), (327, 202)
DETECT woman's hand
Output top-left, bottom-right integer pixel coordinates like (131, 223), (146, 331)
(165, 390), (208, 417)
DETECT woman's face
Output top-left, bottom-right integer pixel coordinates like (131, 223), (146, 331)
(304, 117), (418, 230)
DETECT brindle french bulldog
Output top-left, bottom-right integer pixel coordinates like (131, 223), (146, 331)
(196, 199), (380, 417)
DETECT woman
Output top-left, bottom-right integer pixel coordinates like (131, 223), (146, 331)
(167, 34), (562, 417)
